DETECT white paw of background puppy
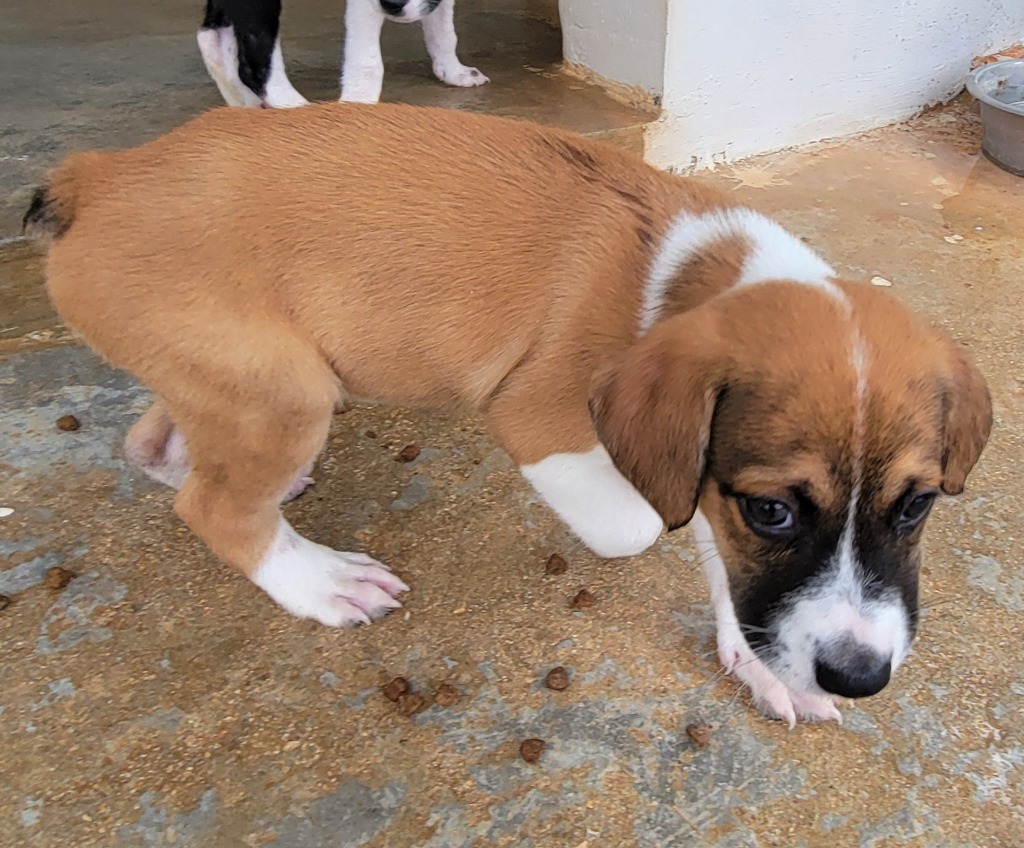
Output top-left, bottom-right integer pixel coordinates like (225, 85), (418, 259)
(432, 60), (489, 87)
(253, 521), (409, 627)
(719, 641), (843, 728)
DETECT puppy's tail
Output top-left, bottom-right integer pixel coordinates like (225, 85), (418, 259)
(22, 151), (106, 244)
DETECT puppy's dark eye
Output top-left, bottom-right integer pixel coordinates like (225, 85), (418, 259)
(738, 496), (795, 538)
(897, 491), (936, 530)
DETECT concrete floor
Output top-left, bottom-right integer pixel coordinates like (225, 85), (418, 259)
(2, 3), (1023, 847)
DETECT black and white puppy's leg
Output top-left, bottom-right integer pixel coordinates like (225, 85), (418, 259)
(197, 0), (307, 108)
(422, 0), (489, 89)
(340, 0), (388, 103)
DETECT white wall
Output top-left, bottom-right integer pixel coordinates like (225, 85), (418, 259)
(559, 0), (667, 96)
(645, 0), (1024, 169)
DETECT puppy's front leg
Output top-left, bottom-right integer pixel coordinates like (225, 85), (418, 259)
(422, 0), (489, 88)
(340, 0), (387, 103)
(488, 393), (662, 558)
(690, 510), (842, 727)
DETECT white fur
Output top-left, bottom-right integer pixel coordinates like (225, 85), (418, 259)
(341, 0), (487, 103)
(262, 40), (308, 108)
(691, 509), (842, 727)
(252, 519), (408, 627)
(423, 0), (489, 88)
(340, 0), (387, 103)
(197, 30), (305, 109)
(521, 445), (663, 559)
(197, 27), (263, 108)
(639, 207), (837, 334)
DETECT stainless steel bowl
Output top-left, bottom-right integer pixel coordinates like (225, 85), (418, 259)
(966, 58), (1024, 177)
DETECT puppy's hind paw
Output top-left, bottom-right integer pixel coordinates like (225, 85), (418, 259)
(282, 462), (316, 503)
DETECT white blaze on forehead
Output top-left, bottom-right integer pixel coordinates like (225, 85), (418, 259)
(638, 206), (837, 334)
(771, 302), (915, 693)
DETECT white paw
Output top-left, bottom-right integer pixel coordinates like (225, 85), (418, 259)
(720, 643), (842, 728)
(263, 88), (309, 109)
(196, 27), (263, 108)
(262, 39), (309, 108)
(253, 521), (409, 627)
(433, 61), (489, 88)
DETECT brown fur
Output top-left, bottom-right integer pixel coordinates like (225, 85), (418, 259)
(37, 103), (731, 578)
(592, 279), (991, 616)
(33, 102), (991, 602)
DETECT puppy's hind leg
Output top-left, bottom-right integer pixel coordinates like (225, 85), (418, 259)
(422, 0), (489, 88)
(125, 399), (315, 502)
(156, 334), (407, 627)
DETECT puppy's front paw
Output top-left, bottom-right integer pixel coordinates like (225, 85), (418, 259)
(433, 61), (489, 88)
(720, 644), (842, 728)
(253, 523), (409, 627)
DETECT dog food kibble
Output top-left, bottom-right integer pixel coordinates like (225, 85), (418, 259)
(0, 594), (10, 611)
(56, 415), (80, 432)
(544, 553), (568, 575)
(364, 429), (378, 439)
(570, 588), (595, 609)
(397, 693), (427, 716)
(382, 676), (410, 702)
(397, 444), (421, 463)
(44, 567), (75, 591)
(544, 666), (571, 691)
(686, 722), (712, 748)
(519, 738), (546, 763)
(434, 683), (459, 707)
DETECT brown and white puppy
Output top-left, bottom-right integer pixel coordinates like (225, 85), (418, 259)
(24, 103), (991, 725)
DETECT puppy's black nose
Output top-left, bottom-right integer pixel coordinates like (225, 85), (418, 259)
(380, 0), (410, 15)
(814, 649), (891, 699)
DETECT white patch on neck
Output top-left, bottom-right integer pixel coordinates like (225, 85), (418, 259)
(638, 207), (837, 334)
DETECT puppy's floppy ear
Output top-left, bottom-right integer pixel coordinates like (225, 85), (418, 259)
(940, 340), (992, 495)
(590, 319), (726, 530)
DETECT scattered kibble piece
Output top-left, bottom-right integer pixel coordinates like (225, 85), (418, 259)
(397, 444), (421, 462)
(364, 429), (378, 439)
(519, 738), (546, 763)
(570, 588), (595, 609)
(382, 676), (409, 702)
(44, 567), (75, 591)
(686, 722), (712, 748)
(544, 553), (567, 575)
(544, 666), (570, 691)
(56, 415), (80, 432)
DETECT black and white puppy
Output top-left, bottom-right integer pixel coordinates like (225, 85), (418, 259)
(197, 0), (489, 107)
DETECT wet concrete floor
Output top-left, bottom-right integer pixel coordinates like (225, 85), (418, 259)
(2, 3), (1023, 846)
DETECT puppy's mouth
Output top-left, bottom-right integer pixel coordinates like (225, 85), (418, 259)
(751, 588), (914, 700)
